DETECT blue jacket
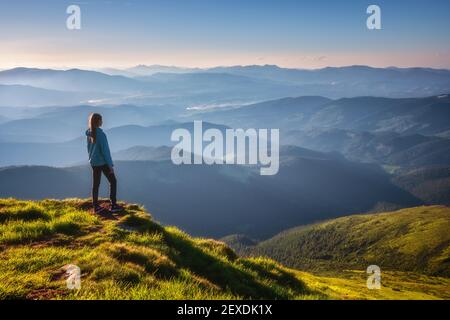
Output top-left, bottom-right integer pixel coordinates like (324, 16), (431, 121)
(86, 128), (114, 167)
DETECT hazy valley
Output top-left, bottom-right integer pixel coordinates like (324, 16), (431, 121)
(1, 64), (449, 300)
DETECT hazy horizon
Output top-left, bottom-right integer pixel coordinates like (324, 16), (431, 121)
(2, 63), (450, 72)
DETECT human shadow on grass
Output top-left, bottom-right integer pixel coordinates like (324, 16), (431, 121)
(162, 229), (310, 299)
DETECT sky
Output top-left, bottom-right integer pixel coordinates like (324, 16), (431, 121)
(0, 0), (449, 69)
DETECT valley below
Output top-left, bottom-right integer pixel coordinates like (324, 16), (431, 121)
(0, 65), (449, 300)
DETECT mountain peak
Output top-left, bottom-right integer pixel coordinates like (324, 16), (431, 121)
(0, 198), (319, 300)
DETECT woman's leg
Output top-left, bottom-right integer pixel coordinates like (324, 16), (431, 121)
(92, 166), (102, 206)
(101, 165), (117, 205)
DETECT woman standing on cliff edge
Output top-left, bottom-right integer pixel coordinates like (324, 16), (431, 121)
(86, 113), (123, 214)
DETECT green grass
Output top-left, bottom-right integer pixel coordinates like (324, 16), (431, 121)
(0, 198), (448, 300)
(0, 199), (100, 244)
(244, 206), (450, 277)
(0, 198), (319, 300)
(296, 269), (450, 300)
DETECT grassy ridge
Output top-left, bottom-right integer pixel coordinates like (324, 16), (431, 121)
(0, 199), (448, 300)
(242, 206), (450, 277)
(295, 270), (450, 300)
(0, 198), (319, 300)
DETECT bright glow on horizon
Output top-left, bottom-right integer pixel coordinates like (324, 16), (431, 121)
(1, 50), (449, 71)
(1, 42), (449, 70)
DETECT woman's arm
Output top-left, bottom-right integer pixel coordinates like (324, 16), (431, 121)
(99, 131), (114, 168)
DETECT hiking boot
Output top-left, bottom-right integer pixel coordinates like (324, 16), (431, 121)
(93, 204), (107, 214)
(110, 203), (124, 213)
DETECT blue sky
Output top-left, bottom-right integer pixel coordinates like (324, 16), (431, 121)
(1, 0), (449, 69)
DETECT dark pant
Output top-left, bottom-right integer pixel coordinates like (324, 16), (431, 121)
(92, 165), (117, 206)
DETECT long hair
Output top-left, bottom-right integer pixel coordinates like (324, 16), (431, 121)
(88, 113), (102, 144)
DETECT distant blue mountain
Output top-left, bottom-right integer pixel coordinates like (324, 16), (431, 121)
(0, 84), (114, 107)
(1, 65), (449, 106)
(0, 121), (229, 166)
(207, 64), (450, 86)
(126, 64), (200, 76)
(0, 104), (183, 142)
(194, 94), (450, 136)
(0, 68), (148, 94)
(0, 145), (421, 238)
